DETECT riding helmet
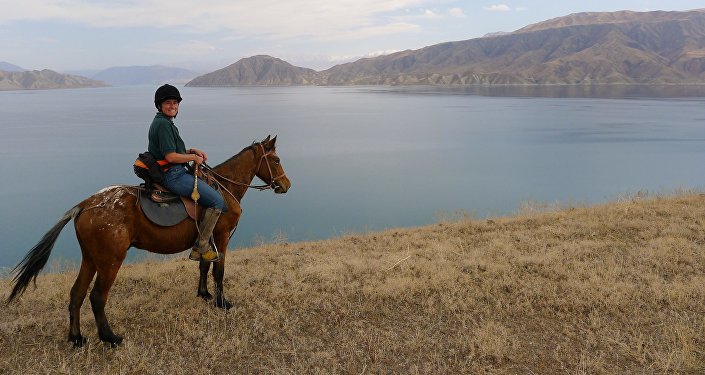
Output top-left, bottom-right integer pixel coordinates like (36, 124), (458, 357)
(154, 84), (182, 110)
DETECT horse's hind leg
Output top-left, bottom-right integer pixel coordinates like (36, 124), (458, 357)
(197, 261), (213, 300)
(89, 254), (126, 347)
(68, 258), (96, 347)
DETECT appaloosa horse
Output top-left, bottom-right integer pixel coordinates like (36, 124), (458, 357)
(7, 136), (290, 347)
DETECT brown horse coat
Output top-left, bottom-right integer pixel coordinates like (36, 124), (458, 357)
(7, 136), (290, 347)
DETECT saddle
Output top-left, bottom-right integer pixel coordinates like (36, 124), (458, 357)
(138, 184), (204, 226)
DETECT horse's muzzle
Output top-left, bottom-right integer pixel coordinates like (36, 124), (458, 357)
(274, 176), (291, 194)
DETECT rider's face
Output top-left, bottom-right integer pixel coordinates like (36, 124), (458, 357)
(160, 99), (179, 118)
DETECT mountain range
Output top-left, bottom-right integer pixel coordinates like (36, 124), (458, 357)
(3, 8), (705, 90)
(0, 61), (25, 72)
(186, 56), (318, 86)
(0, 65), (199, 90)
(90, 65), (199, 86)
(187, 8), (705, 86)
(0, 70), (107, 90)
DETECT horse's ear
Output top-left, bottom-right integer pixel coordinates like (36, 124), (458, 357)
(262, 135), (276, 150)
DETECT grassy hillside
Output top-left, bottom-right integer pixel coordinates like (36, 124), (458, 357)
(2, 193), (704, 374)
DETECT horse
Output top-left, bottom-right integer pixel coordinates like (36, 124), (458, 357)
(6, 135), (291, 347)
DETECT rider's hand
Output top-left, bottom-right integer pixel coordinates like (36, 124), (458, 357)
(190, 148), (208, 162)
(193, 155), (204, 165)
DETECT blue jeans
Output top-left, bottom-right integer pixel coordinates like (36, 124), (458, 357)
(162, 166), (227, 211)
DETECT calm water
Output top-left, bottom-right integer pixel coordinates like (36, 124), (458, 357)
(2, 85), (705, 270)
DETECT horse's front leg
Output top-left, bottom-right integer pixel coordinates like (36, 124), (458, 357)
(212, 256), (234, 310)
(197, 260), (212, 300)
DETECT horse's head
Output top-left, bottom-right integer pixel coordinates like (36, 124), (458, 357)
(255, 135), (291, 194)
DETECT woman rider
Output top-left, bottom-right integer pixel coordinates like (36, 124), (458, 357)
(149, 84), (226, 263)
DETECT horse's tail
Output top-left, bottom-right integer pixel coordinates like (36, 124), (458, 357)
(7, 206), (82, 303)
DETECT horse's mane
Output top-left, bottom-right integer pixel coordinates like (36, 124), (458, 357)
(212, 141), (260, 170)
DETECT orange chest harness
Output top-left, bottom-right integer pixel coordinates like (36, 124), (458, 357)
(134, 158), (171, 171)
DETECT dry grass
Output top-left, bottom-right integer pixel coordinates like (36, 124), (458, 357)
(2, 193), (705, 374)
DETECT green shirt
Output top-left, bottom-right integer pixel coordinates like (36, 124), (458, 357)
(147, 112), (187, 162)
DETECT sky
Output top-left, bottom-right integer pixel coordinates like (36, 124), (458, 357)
(1, 1), (704, 73)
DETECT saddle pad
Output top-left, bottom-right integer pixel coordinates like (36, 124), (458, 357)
(139, 192), (189, 226)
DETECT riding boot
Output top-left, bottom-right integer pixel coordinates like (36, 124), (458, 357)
(189, 208), (223, 263)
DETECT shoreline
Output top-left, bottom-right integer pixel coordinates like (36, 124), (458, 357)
(3, 188), (700, 278)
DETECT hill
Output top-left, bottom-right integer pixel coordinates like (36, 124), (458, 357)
(2, 192), (704, 373)
(0, 69), (107, 90)
(91, 65), (199, 86)
(0, 61), (25, 72)
(319, 8), (705, 85)
(516, 9), (705, 32)
(188, 9), (705, 86)
(186, 55), (320, 86)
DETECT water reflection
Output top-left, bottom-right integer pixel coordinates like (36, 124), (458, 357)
(368, 84), (705, 99)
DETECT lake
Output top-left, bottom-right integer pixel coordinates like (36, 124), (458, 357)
(2, 85), (705, 270)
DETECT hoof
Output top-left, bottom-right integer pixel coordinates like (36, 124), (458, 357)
(100, 334), (123, 348)
(68, 334), (88, 348)
(215, 296), (234, 310)
(198, 291), (213, 301)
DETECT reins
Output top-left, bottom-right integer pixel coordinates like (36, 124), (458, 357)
(201, 143), (287, 200)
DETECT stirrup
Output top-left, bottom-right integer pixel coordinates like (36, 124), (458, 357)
(188, 249), (202, 261)
(188, 249), (222, 263)
(200, 249), (223, 263)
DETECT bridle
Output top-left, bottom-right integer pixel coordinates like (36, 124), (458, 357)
(253, 142), (287, 189)
(201, 142), (287, 203)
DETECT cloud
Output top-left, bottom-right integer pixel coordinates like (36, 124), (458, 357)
(0, 0), (432, 41)
(423, 9), (440, 18)
(449, 8), (466, 18)
(484, 4), (512, 12)
(365, 49), (401, 57)
(393, 6), (475, 23)
(316, 22), (421, 42)
(392, 7), (444, 22)
(140, 40), (219, 59)
(328, 49), (401, 64)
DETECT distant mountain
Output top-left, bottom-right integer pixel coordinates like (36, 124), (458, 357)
(188, 9), (705, 86)
(516, 9), (705, 32)
(186, 55), (321, 86)
(63, 69), (100, 78)
(92, 65), (199, 86)
(318, 9), (705, 85)
(0, 62), (26, 72)
(0, 70), (107, 90)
